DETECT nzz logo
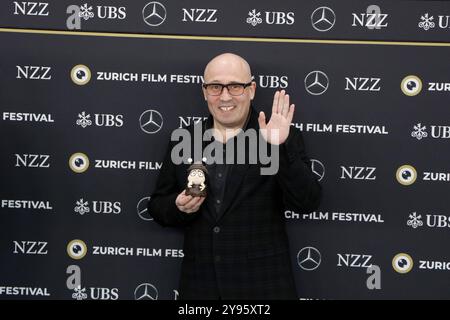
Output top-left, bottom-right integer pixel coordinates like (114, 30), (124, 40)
(15, 154), (50, 168)
(352, 5), (389, 29)
(13, 241), (48, 255)
(337, 254), (373, 268)
(16, 65), (51, 80)
(13, 2), (49, 16)
(340, 166), (376, 180)
(345, 77), (381, 92)
(182, 8), (218, 23)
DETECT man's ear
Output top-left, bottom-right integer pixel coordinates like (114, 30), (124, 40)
(202, 86), (208, 101)
(250, 81), (257, 100)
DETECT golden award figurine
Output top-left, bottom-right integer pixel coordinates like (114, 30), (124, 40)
(185, 160), (208, 197)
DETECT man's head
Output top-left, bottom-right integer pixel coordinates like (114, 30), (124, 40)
(202, 53), (256, 130)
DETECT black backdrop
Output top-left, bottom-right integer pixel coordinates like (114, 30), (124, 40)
(1, 0), (450, 300)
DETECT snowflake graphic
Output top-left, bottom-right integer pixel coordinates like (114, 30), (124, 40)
(72, 286), (88, 300)
(74, 198), (90, 215)
(76, 111), (92, 128)
(79, 3), (94, 21)
(411, 123), (428, 140)
(418, 13), (435, 31)
(407, 212), (423, 229)
(246, 9), (262, 27)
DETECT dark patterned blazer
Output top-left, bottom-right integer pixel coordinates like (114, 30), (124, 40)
(148, 107), (321, 299)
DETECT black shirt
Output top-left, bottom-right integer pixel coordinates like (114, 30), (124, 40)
(204, 108), (252, 221)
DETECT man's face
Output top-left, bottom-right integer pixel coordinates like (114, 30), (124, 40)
(203, 59), (256, 129)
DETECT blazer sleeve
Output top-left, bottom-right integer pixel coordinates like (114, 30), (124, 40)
(147, 140), (200, 227)
(276, 128), (322, 213)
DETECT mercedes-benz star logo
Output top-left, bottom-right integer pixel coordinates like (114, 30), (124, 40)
(140, 110), (163, 134)
(304, 71), (329, 95)
(142, 2), (167, 27)
(310, 159), (325, 182)
(134, 283), (158, 300)
(137, 197), (153, 221)
(311, 7), (336, 32)
(297, 247), (321, 271)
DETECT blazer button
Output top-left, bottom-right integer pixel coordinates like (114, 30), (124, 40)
(213, 226), (220, 233)
(215, 255), (221, 262)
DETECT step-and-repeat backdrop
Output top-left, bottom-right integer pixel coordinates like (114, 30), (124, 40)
(1, 0), (449, 300)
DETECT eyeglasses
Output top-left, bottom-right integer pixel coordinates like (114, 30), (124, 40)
(202, 82), (253, 96)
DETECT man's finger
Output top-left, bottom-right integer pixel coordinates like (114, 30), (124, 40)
(183, 196), (204, 210)
(271, 90), (279, 115)
(282, 94), (290, 118)
(177, 192), (193, 206)
(258, 111), (267, 130)
(287, 104), (295, 124)
(277, 90), (285, 114)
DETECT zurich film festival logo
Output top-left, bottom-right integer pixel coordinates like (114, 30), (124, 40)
(418, 13), (435, 31)
(311, 7), (336, 32)
(142, 2), (167, 27)
(69, 153), (90, 173)
(401, 75), (422, 96)
(297, 247), (321, 271)
(67, 240), (88, 260)
(396, 165), (417, 186)
(71, 65), (91, 85)
(392, 253), (413, 274)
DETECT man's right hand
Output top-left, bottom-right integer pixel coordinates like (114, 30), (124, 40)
(175, 190), (206, 214)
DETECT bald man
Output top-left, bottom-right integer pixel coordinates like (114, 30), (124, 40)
(148, 53), (321, 299)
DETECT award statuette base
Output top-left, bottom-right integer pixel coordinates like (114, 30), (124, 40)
(185, 185), (207, 197)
